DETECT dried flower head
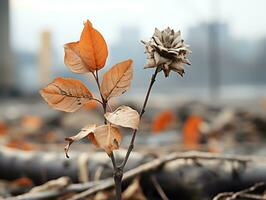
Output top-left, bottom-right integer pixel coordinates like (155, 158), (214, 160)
(142, 27), (191, 77)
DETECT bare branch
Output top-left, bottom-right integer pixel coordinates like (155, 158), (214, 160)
(68, 151), (262, 200)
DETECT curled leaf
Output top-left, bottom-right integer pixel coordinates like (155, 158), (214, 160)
(39, 77), (93, 112)
(64, 41), (90, 73)
(65, 124), (97, 158)
(104, 106), (140, 130)
(79, 20), (108, 71)
(101, 59), (133, 100)
(94, 125), (122, 155)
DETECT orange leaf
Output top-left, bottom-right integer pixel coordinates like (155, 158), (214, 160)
(152, 110), (175, 133)
(79, 20), (108, 71)
(40, 77), (93, 112)
(182, 115), (203, 149)
(101, 59), (133, 100)
(94, 125), (122, 155)
(64, 41), (90, 73)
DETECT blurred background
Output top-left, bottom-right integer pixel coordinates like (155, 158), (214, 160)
(1, 0), (266, 99)
(1, 0), (266, 198)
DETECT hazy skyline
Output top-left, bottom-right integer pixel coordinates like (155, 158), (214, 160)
(10, 0), (266, 54)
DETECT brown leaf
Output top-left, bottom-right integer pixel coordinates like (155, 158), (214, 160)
(40, 77), (93, 112)
(65, 124), (96, 158)
(104, 106), (140, 130)
(101, 59), (133, 100)
(64, 41), (90, 73)
(94, 125), (122, 155)
(79, 20), (108, 71)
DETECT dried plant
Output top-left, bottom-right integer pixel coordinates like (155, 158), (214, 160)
(142, 27), (191, 77)
(39, 20), (191, 200)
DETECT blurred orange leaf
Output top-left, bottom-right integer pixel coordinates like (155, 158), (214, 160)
(6, 139), (35, 151)
(182, 115), (203, 149)
(21, 115), (43, 131)
(64, 41), (90, 73)
(44, 131), (57, 142)
(40, 77), (93, 112)
(151, 110), (175, 133)
(79, 20), (108, 71)
(94, 125), (122, 155)
(101, 59), (133, 100)
(11, 177), (33, 187)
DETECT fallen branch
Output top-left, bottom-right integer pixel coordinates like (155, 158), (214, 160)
(68, 151), (266, 200)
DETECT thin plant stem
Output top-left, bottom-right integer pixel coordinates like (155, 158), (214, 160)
(91, 70), (120, 199)
(120, 67), (160, 168)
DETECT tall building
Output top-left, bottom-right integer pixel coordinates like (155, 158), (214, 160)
(0, 0), (13, 95)
(38, 30), (52, 87)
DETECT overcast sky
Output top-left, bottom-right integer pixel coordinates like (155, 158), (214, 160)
(10, 0), (266, 53)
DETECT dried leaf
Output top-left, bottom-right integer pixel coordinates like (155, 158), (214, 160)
(79, 20), (108, 71)
(94, 125), (122, 155)
(64, 41), (90, 73)
(101, 59), (133, 100)
(65, 124), (96, 158)
(40, 77), (93, 112)
(104, 106), (140, 129)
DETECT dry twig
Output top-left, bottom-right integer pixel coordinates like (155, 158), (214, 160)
(213, 182), (266, 200)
